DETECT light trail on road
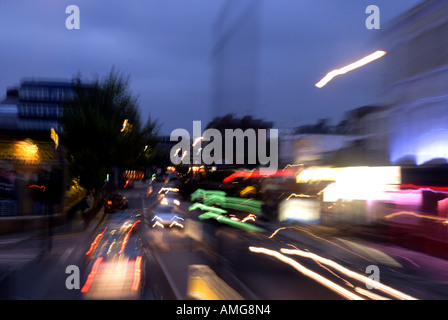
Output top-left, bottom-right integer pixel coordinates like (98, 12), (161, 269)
(249, 246), (365, 300)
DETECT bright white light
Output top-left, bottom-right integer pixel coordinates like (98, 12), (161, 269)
(315, 50), (386, 88)
(192, 136), (203, 147)
(281, 248), (416, 300)
(249, 246), (364, 300)
(322, 166), (400, 202)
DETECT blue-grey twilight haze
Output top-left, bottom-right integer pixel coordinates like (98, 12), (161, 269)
(0, 0), (422, 134)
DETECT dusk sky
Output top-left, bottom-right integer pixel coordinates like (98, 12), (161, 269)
(0, 0), (422, 135)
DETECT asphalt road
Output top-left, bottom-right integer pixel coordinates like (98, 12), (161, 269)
(3, 181), (448, 300)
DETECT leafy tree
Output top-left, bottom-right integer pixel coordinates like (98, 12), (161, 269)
(61, 69), (154, 224)
(133, 115), (160, 170)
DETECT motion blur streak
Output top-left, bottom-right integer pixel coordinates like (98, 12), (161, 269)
(280, 248), (417, 300)
(400, 184), (448, 192)
(305, 249), (356, 289)
(29, 184), (45, 192)
(131, 256), (142, 291)
(354, 287), (390, 300)
(86, 227), (108, 256)
(81, 257), (103, 293)
(170, 221), (184, 228)
(158, 187), (179, 193)
(268, 227), (375, 264)
(385, 211), (448, 223)
(315, 50), (386, 88)
(249, 247), (364, 300)
(153, 221), (164, 228)
(286, 193), (312, 200)
(119, 220), (141, 255)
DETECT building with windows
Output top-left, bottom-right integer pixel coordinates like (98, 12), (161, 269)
(0, 79), (73, 231)
(1, 79), (75, 133)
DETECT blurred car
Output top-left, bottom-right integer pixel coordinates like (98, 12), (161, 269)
(104, 193), (128, 213)
(151, 204), (184, 229)
(160, 193), (181, 206)
(82, 214), (145, 299)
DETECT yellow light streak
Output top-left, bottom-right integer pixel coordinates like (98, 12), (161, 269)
(315, 50), (386, 88)
(354, 287), (391, 300)
(249, 246), (364, 300)
(241, 213), (256, 223)
(170, 221), (184, 228)
(385, 211), (448, 224)
(152, 221), (165, 228)
(286, 193), (313, 200)
(280, 248), (417, 300)
(158, 187), (179, 194)
(121, 119), (128, 132)
(268, 226), (376, 264)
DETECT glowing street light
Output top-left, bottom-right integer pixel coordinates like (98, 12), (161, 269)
(315, 50), (386, 88)
(192, 136), (203, 147)
(121, 119), (128, 132)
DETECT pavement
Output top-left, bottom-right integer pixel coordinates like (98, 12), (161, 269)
(0, 205), (105, 299)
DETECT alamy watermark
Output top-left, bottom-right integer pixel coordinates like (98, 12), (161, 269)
(169, 121), (278, 175)
(65, 5), (80, 30)
(365, 265), (380, 289)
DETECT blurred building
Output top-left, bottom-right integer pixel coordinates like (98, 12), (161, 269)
(1, 78), (75, 133)
(211, 0), (260, 119)
(327, 106), (391, 166)
(381, 0), (448, 165)
(0, 103), (19, 131)
(202, 114), (273, 171)
(0, 79), (72, 233)
(279, 119), (350, 167)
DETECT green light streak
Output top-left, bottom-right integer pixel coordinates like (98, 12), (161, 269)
(190, 189), (263, 214)
(198, 212), (264, 232)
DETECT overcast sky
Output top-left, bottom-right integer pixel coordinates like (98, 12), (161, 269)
(0, 0), (422, 135)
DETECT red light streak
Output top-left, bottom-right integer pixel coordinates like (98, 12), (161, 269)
(131, 256), (143, 291)
(81, 257), (103, 293)
(118, 220), (141, 255)
(29, 184), (45, 192)
(86, 227), (107, 256)
(223, 169), (297, 183)
(400, 184), (448, 192)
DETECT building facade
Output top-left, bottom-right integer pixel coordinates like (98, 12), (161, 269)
(1, 79), (75, 133)
(0, 79), (72, 231)
(381, 0), (448, 165)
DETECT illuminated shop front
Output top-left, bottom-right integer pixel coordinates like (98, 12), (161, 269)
(0, 134), (65, 228)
